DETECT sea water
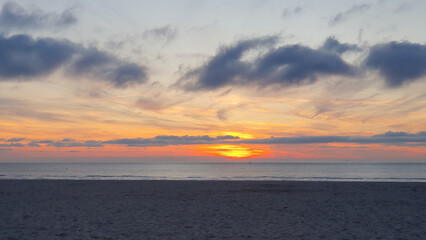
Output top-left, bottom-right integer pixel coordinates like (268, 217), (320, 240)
(0, 162), (426, 182)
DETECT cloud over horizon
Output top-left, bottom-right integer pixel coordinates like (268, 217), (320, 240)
(104, 135), (240, 147)
(2, 131), (425, 150)
(241, 131), (426, 146)
(29, 139), (104, 148)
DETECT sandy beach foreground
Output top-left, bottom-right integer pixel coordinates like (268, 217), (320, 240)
(1, 180), (425, 239)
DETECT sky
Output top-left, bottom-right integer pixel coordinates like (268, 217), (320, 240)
(0, 0), (426, 162)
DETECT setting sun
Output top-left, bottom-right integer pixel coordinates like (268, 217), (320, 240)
(202, 145), (265, 158)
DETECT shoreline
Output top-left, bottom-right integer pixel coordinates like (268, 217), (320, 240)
(2, 180), (425, 239)
(2, 178), (426, 182)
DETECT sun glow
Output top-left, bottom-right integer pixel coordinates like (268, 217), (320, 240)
(203, 144), (265, 158)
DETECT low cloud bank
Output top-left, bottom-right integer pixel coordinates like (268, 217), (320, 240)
(1, 131), (424, 150)
(241, 131), (426, 145)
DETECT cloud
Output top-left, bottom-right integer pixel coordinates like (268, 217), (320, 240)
(69, 48), (148, 88)
(394, 1), (418, 13)
(0, 1), (77, 31)
(177, 36), (356, 91)
(143, 25), (178, 44)
(216, 103), (250, 121)
(0, 98), (71, 122)
(0, 142), (24, 147)
(253, 45), (355, 86)
(135, 97), (187, 112)
(9, 131), (426, 149)
(329, 4), (371, 26)
(240, 131), (426, 146)
(177, 36), (278, 90)
(30, 139), (104, 148)
(0, 34), (75, 79)
(320, 37), (361, 55)
(27, 142), (40, 147)
(104, 135), (239, 147)
(365, 42), (426, 87)
(282, 6), (302, 18)
(28, 140), (53, 147)
(6, 137), (25, 142)
(0, 34), (148, 88)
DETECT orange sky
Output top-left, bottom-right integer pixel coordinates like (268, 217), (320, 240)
(1, 1), (426, 162)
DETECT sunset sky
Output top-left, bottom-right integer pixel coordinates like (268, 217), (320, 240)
(1, 0), (426, 162)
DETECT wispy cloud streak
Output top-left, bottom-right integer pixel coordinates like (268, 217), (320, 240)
(329, 4), (371, 26)
(0, 1), (77, 30)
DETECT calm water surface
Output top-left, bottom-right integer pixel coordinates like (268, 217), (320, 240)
(1, 162), (426, 182)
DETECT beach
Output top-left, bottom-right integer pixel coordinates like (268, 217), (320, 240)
(1, 180), (425, 239)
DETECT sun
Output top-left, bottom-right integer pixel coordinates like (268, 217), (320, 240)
(202, 144), (265, 159)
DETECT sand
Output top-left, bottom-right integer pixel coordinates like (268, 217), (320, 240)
(1, 180), (425, 239)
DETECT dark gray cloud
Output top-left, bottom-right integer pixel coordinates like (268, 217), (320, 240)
(240, 131), (426, 146)
(69, 48), (148, 88)
(27, 142), (40, 147)
(0, 142), (24, 147)
(0, 34), (75, 79)
(178, 37), (355, 91)
(104, 135), (239, 147)
(365, 42), (426, 87)
(253, 45), (355, 86)
(6, 137), (25, 142)
(177, 36), (277, 90)
(9, 131), (426, 149)
(329, 4), (371, 26)
(320, 37), (361, 55)
(0, 34), (148, 88)
(30, 139), (104, 148)
(0, 1), (77, 30)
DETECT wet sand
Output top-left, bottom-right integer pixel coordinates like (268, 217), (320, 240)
(1, 180), (425, 239)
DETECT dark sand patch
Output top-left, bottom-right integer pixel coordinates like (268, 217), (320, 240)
(1, 180), (425, 239)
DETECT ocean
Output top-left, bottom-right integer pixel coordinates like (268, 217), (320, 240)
(1, 162), (426, 181)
